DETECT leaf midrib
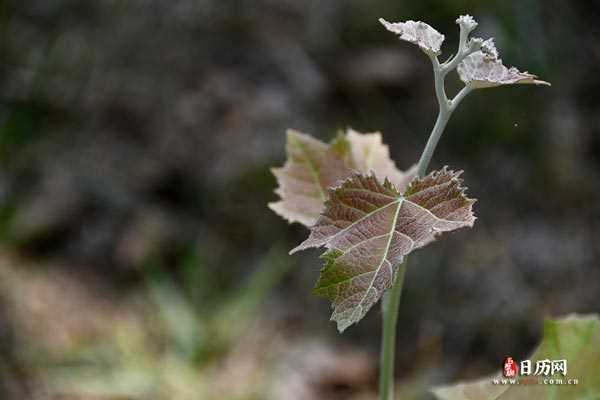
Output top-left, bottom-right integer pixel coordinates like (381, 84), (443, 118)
(323, 194), (466, 303)
(345, 197), (403, 325)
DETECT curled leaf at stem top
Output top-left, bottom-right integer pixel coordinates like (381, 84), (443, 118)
(379, 14), (550, 89)
(379, 18), (445, 55)
(269, 129), (416, 227)
(456, 15), (478, 33)
(291, 168), (475, 332)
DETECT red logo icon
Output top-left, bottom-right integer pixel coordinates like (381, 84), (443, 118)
(503, 357), (518, 377)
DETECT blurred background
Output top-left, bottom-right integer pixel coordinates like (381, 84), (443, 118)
(1, 0), (599, 399)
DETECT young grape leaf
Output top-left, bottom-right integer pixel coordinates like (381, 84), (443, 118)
(379, 18), (445, 55)
(457, 40), (550, 88)
(269, 129), (415, 227)
(291, 168), (475, 332)
(432, 314), (600, 400)
(269, 130), (348, 227)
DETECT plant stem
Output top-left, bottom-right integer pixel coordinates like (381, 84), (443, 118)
(417, 109), (451, 177)
(417, 55), (473, 178)
(379, 261), (407, 400)
(378, 21), (477, 400)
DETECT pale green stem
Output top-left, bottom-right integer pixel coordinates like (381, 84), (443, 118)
(417, 53), (474, 178)
(378, 25), (477, 400)
(378, 261), (407, 400)
(417, 101), (451, 177)
(440, 24), (478, 75)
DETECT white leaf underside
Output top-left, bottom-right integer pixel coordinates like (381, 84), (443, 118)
(379, 18), (445, 55)
(457, 51), (550, 88)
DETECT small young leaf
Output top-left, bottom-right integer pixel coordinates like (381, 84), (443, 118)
(457, 47), (550, 88)
(456, 15), (478, 33)
(379, 18), (445, 55)
(291, 168), (475, 332)
(269, 129), (415, 227)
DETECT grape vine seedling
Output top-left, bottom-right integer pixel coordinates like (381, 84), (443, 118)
(269, 15), (549, 400)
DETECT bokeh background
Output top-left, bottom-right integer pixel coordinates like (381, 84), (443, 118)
(1, 0), (599, 399)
